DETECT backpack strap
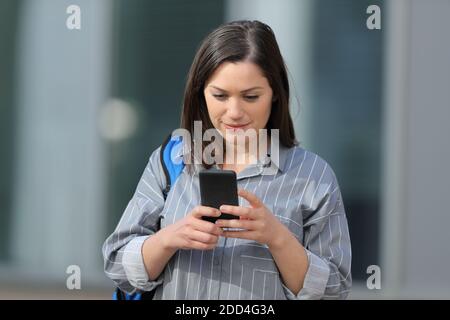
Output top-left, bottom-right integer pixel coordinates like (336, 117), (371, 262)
(160, 133), (185, 200)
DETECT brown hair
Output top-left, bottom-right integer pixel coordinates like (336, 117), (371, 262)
(180, 20), (297, 171)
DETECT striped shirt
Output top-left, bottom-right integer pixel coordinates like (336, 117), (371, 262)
(102, 140), (352, 300)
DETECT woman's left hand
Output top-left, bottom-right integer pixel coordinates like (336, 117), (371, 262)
(216, 188), (287, 249)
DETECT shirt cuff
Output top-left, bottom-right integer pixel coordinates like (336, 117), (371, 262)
(122, 235), (164, 292)
(281, 249), (330, 300)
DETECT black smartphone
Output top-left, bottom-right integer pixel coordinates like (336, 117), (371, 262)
(199, 169), (240, 223)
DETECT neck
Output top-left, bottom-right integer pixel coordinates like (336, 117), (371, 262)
(222, 135), (271, 167)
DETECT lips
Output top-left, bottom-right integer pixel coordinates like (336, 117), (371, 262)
(223, 123), (250, 130)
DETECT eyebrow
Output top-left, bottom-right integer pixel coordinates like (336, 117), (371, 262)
(208, 85), (264, 93)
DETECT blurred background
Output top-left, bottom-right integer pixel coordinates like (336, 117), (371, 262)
(0, 0), (449, 299)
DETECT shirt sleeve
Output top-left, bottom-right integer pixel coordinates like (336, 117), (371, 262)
(102, 146), (167, 294)
(281, 162), (352, 300)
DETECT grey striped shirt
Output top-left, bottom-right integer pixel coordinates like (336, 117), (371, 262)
(102, 141), (352, 300)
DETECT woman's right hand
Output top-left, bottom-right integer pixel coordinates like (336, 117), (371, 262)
(159, 205), (224, 251)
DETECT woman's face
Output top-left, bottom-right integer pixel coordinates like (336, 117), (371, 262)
(203, 61), (273, 145)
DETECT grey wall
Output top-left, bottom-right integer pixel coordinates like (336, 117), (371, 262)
(404, 0), (450, 295)
(382, 0), (450, 298)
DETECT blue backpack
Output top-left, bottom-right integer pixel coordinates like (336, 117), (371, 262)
(113, 133), (184, 300)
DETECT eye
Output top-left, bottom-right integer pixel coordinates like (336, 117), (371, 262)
(244, 95), (259, 102)
(212, 94), (227, 101)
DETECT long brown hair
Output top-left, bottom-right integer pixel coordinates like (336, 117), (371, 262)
(180, 20), (297, 172)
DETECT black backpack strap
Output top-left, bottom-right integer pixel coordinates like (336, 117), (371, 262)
(160, 132), (173, 200)
(114, 287), (125, 300)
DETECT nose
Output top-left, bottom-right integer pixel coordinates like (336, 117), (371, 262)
(226, 98), (245, 120)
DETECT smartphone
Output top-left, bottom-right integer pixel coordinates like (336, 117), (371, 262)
(199, 169), (240, 223)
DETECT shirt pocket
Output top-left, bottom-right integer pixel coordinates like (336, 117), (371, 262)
(269, 204), (304, 245)
(238, 240), (286, 300)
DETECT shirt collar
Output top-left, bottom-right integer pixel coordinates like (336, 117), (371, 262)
(264, 141), (290, 173)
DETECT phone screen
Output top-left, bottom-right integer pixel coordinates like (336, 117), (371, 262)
(199, 169), (240, 223)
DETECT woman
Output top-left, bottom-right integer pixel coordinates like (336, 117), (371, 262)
(103, 20), (351, 300)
